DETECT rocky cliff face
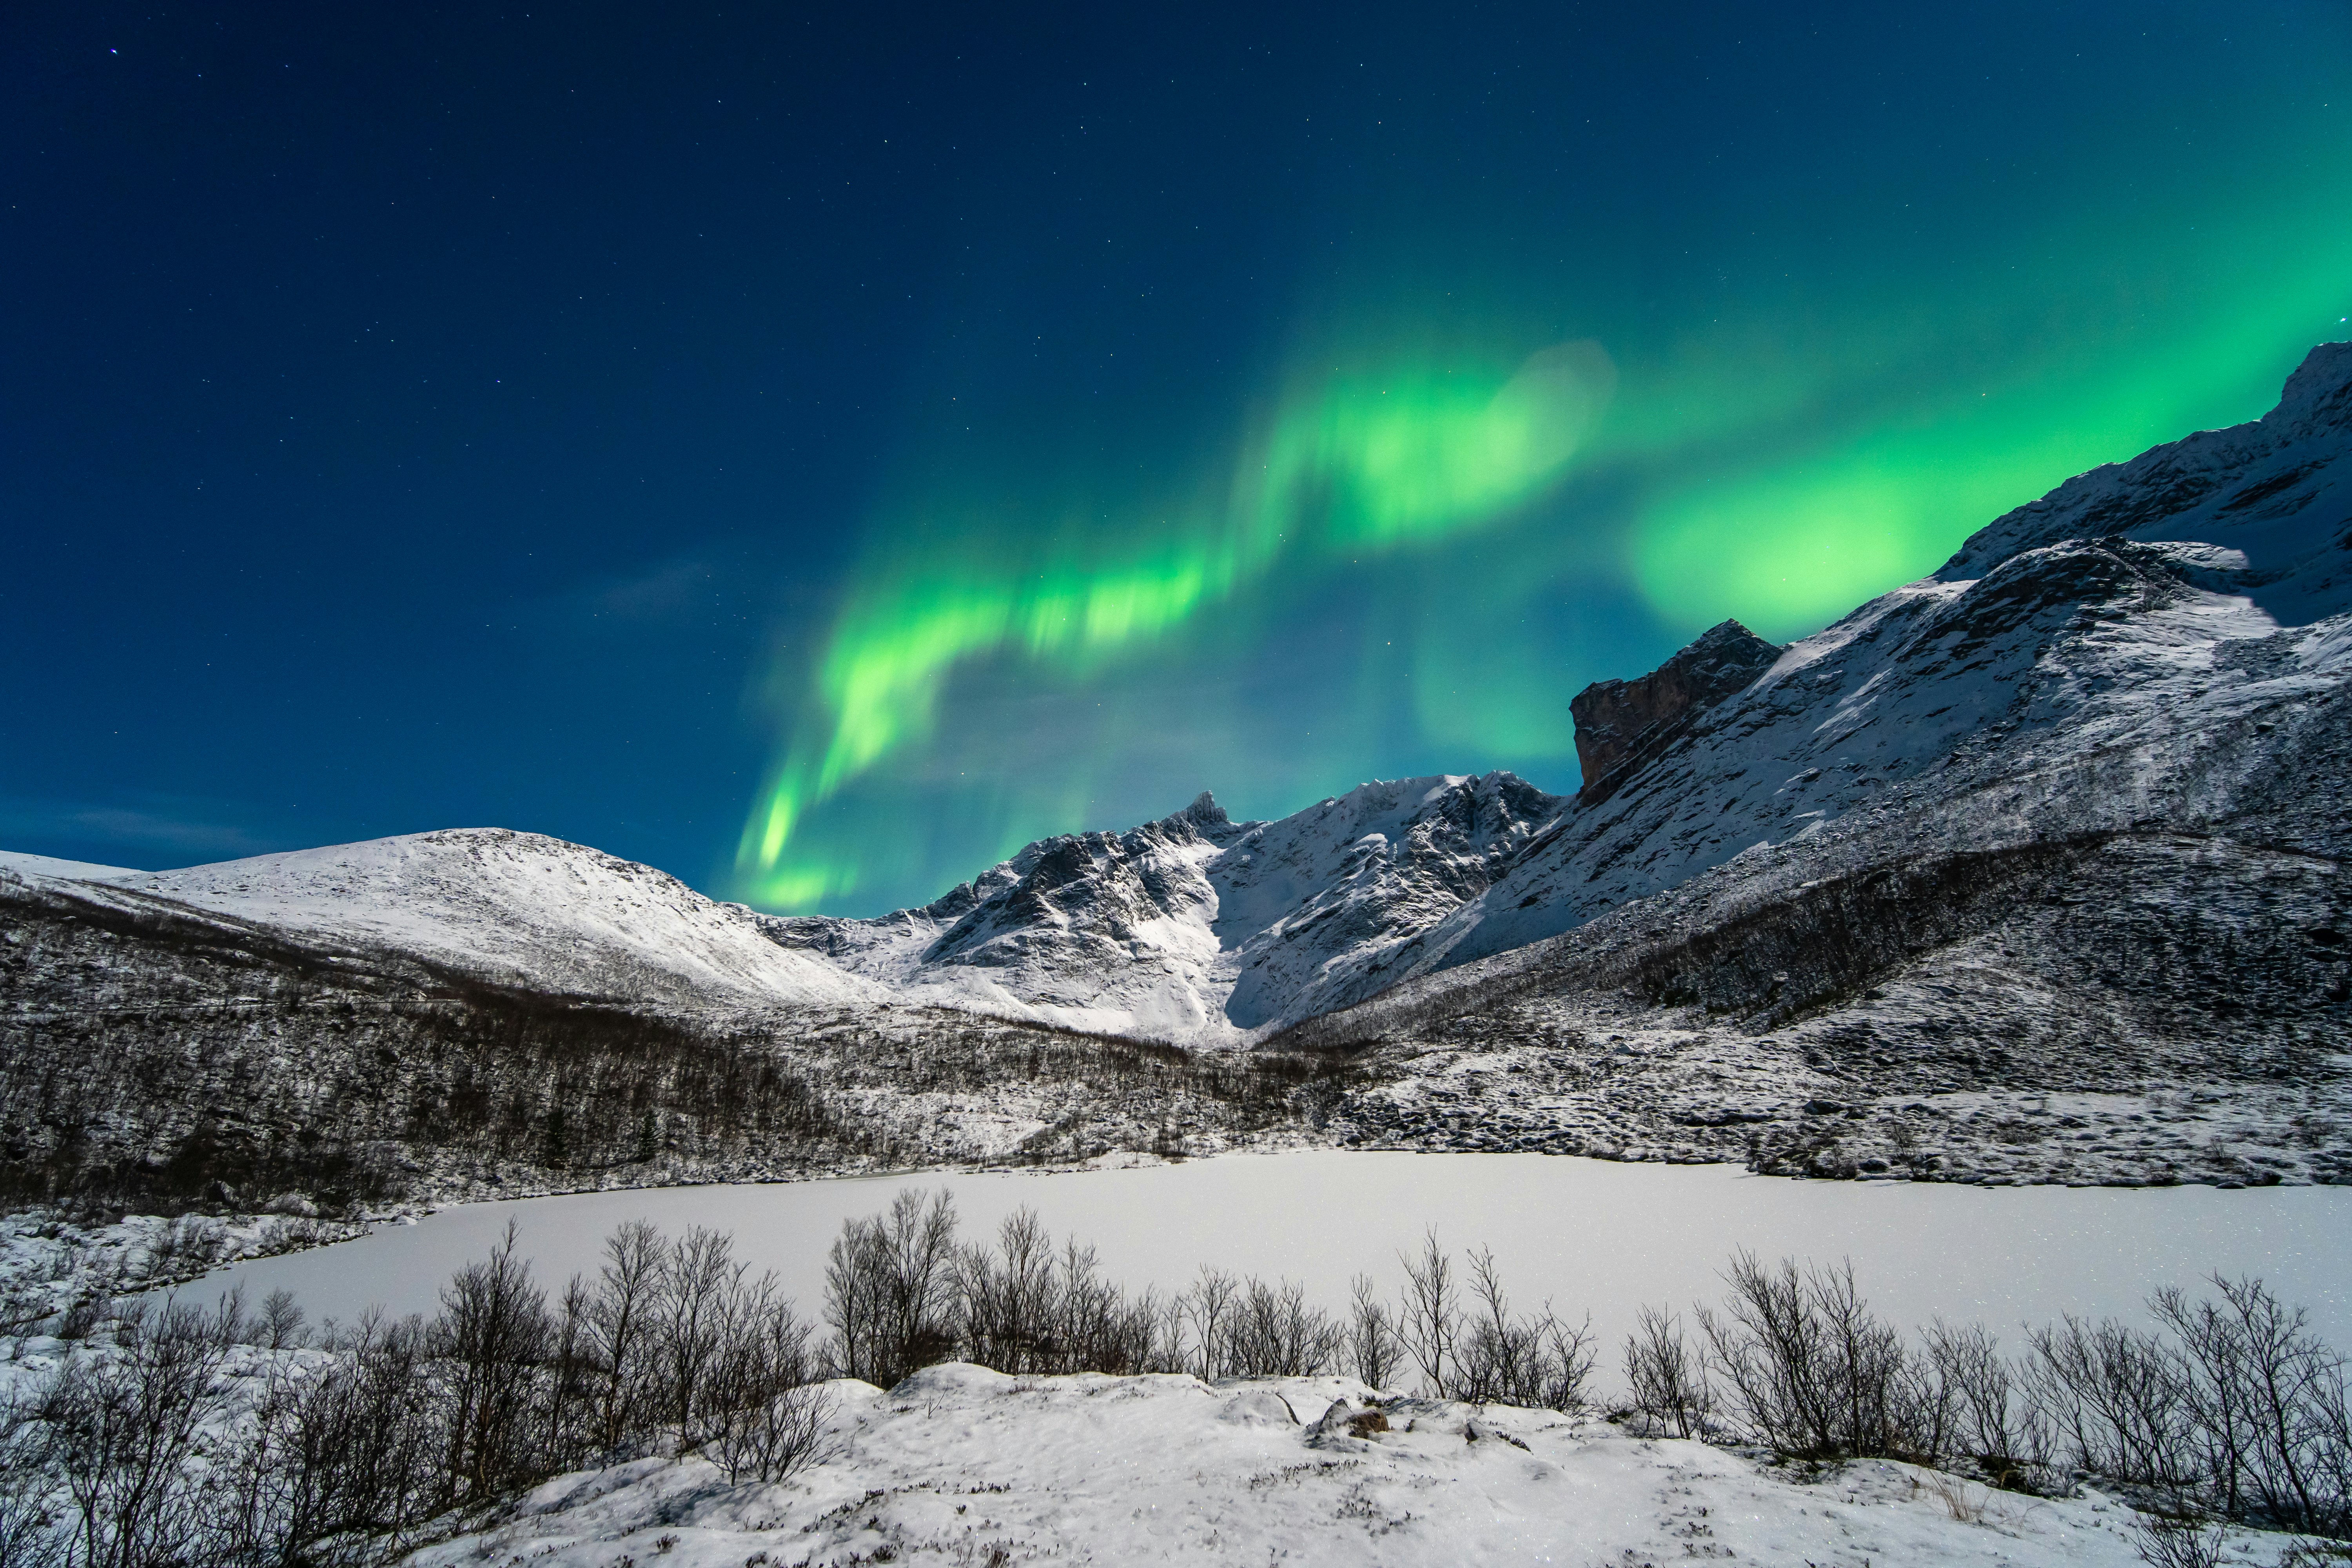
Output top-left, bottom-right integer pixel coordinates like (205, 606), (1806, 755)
(1569, 619), (1781, 800)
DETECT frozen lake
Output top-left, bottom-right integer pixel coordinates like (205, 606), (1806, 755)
(197, 1152), (2352, 1359)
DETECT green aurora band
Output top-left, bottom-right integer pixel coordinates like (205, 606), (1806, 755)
(737, 195), (2352, 915)
(737, 340), (1619, 904)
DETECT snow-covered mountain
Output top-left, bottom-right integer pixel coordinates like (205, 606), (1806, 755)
(1272, 341), (2352, 1187)
(768, 771), (1565, 1039)
(1363, 340), (2352, 987)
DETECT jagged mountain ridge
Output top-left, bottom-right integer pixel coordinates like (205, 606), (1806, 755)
(1352, 343), (2352, 992)
(768, 771), (1568, 1038)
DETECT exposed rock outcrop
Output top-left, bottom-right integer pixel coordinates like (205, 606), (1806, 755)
(1569, 619), (1781, 801)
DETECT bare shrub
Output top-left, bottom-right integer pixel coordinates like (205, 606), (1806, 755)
(1697, 1252), (1913, 1459)
(703, 1286), (831, 1485)
(2128, 1509), (2227, 1568)
(1224, 1276), (1339, 1379)
(652, 1225), (744, 1443)
(38, 1295), (238, 1568)
(1452, 1248), (1594, 1411)
(823, 1190), (958, 1387)
(956, 1208), (1060, 1374)
(1625, 1305), (1711, 1439)
(225, 1308), (440, 1564)
(254, 1288), (307, 1351)
(581, 1219), (664, 1457)
(1397, 1232), (1459, 1398)
(1918, 1320), (2040, 1483)
(2153, 1275), (2352, 1538)
(0, 1383), (62, 1568)
(1181, 1267), (1241, 1381)
(430, 1220), (555, 1506)
(2023, 1313), (2192, 1490)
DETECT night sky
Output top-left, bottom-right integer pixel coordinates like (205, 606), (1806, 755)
(7, 4), (2350, 914)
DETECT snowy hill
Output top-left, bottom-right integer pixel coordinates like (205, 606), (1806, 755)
(2, 828), (877, 1010)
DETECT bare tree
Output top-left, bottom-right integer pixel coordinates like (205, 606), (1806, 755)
(822, 1190), (959, 1387)
(1181, 1267), (1240, 1382)
(1397, 1232), (1459, 1399)
(38, 1295), (238, 1568)
(1346, 1274), (1400, 1390)
(2024, 1313), (2191, 1490)
(957, 1207), (1058, 1373)
(703, 1280), (831, 1484)
(653, 1226), (744, 1443)
(431, 1220), (554, 1506)
(224, 1310), (439, 1566)
(0, 1379), (64, 1568)
(2155, 1276), (2352, 1537)
(583, 1220), (664, 1457)
(1920, 1319), (2037, 1481)
(1699, 1253), (1911, 1459)
(1225, 1278), (1338, 1378)
(254, 1289), (307, 1351)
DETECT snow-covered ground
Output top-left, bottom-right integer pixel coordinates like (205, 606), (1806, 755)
(406, 1363), (2305, 1567)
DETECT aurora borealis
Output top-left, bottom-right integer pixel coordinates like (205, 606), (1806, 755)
(7, 4), (2351, 910)
(737, 339), (1619, 902)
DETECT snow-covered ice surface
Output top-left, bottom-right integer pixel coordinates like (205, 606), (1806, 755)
(404, 1365), (2308, 1568)
(187, 1152), (2352, 1354)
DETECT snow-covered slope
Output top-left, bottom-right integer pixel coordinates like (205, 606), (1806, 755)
(1942, 338), (2352, 620)
(0, 850), (143, 881)
(402, 1364), (2243, 1568)
(770, 772), (1566, 1040)
(4, 828), (878, 1009)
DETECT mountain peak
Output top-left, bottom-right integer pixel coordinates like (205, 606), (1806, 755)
(2274, 338), (2352, 433)
(1175, 790), (1230, 828)
(1936, 340), (2352, 604)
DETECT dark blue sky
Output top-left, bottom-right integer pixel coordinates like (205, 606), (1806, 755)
(7, 3), (2348, 911)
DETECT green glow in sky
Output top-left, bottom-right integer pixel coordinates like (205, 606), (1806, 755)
(1627, 230), (2352, 637)
(736, 341), (1617, 902)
